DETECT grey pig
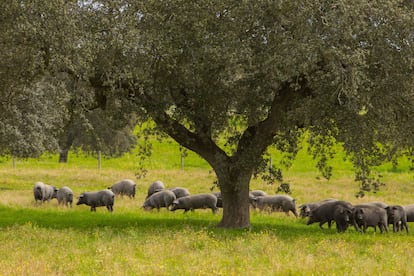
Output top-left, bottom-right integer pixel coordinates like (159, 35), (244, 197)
(352, 204), (388, 233)
(404, 204), (414, 222)
(57, 186), (74, 208)
(249, 190), (268, 208)
(385, 205), (408, 233)
(333, 205), (353, 233)
(142, 190), (176, 211)
(33, 181), (58, 205)
(168, 187), (190, 199)
(252, 195), (298, 217)
(307, 201), (353, 229)
(299, 199), (338, 218)
(76, 190), (115, 212)
(212, 192), (223, 208)
(146, 180), (165, 199)
(169, 193), (218, 213)
(250, 190), (267, 197)
(109, 179), (136, 198)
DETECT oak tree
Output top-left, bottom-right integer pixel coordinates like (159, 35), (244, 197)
(3, 1), (414, 228)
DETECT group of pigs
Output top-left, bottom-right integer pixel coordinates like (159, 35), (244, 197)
(300, 199), (412, 233)
(142, 180), (219, 213)
(32, 179), (221, 214)
(33, 180), (118, 212)
(148, 186), (412, 234)
(33, 179), (412, 234)
(143, 182), (298, 215)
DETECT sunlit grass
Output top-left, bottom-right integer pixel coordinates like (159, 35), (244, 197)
(1, 204), (414, 275)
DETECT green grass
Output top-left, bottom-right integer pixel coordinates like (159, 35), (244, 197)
(2, 202), (414, 275)
(1, 140), (414, 275)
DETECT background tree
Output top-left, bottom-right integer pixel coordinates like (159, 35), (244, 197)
(3, 1), (414, 228)
(0, 1), (137, 161)
(0, 1), (72, 157)
(57, 78), (138, 163)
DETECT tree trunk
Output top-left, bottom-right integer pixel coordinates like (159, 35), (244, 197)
(58, 149), (69, 163)
(58, 132), (74, 163)
(216, 170), (252, 229)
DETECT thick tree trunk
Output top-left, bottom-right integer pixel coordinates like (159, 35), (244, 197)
(216, 170), (252, 229)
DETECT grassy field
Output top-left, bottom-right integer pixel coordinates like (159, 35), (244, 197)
(1, 140), (414, 275)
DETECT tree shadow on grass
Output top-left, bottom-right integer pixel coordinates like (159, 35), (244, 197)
(0, 204), (355, 240)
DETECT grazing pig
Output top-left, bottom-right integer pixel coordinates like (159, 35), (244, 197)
(404, 204), (414, 222)
(76, 190), (115, 212)
(109, 179), (136, 198)
(307, 201), (353, 229)
(142, 190), (176, 211)
(333, 205), (353, 233)
(146, 180), (165, 199)
(249, 190), (268, 208)
(212, 192), (223, 208)
(33, 182), (58, 205)
(57, 186), (74, 207)
(299, 199), (338, 218)
(250, 190), (267, 197)
(170, 193), (218, 213)
(352, 204), (388, 233)
(168, 187), (190, 199)
(385, 205), (408, 233)
(252, 195), (297, 217)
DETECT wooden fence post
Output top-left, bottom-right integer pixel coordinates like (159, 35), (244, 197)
(181, 154), (184, 171)
(98, 151), (101, 170)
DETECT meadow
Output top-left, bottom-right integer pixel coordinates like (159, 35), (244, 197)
(1, 138), (414, 275)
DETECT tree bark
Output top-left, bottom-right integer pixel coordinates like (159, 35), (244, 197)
(215, 166), (252, 229)
(58, 130), (75, 163)
(58, 149), (69, 163)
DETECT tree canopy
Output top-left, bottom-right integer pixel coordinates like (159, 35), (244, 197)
(2, 0), (414, 228)
(56, 75), (138, 163)
(1, 1), (138, 159)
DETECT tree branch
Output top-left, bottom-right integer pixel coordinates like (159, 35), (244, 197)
(235, 77), (311, 165)
(140, 93), (229, 168)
